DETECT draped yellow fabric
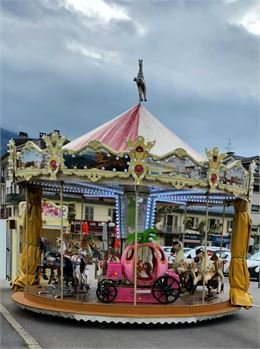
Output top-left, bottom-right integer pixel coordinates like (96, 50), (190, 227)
(229, 199), (252, 308)
(12, 187), (42, 291)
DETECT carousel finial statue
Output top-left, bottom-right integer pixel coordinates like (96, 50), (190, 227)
(134, 59), (147, 103)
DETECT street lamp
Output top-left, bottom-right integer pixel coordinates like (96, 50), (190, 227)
(101, 216), (115, 252)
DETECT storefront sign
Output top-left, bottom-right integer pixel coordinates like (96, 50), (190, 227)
(71, 220), (115, 234)
(184, 234), (201, 241)
(211, 236), (230, 244)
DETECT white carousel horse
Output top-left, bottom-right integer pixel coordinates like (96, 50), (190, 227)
(191, 250), (224, 295)
(171, 241), (192, 275)
(46, 237), (90, 290)
(170, 241), (194, 292)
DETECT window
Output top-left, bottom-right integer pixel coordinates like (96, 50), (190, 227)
(85, 206), (94, 221)
(194, 217), (199, 228)
(166, 215), (173, 232)
(108, 208), (116, 222)
(6, 207), (12, 217)
(251, 205), (260, 213)
(227, 220), (233, 232)
(166, 215), (178, 232)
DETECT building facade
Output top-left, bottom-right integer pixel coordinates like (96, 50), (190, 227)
(0, 133), (117, 281)
(156, 153), (259, 251)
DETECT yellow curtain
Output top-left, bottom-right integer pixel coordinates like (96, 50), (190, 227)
(12, 187), (42, 291)
(229, 199), (252, 308)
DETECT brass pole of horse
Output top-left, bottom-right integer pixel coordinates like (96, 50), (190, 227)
(134, 187), (139, 306)
(202, 193), (209, 303)
(220, 203), (226, 255)
(182, 204), (188, 246)
(60, 182), (64, 300)
(80, 195), (84, 239)
(25, 185), (29, 292)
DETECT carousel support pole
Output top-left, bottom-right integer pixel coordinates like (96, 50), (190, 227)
(134, 187), (138, 306)
(182, 204), (188, 246)
(80, 195), (84, 239)
(202, 194), (209, 303)
(25, 185), (29, 292)
(220, 203), (226, 255)
(60, 182), (64, 300)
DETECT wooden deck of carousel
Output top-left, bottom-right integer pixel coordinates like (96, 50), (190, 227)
(12, 278), (240, 324)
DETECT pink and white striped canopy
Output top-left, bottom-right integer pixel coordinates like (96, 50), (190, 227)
(64, 104), (204, 161)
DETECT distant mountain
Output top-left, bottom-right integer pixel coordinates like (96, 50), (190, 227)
(0, 128), (17, 156)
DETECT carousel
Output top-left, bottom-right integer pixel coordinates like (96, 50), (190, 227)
(9, 61), (255, 324)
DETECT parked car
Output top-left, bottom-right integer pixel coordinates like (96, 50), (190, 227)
(183, 247), (193, 256)
(247, 251), (260, 281)
(183, 245), (230, 259)
(216, 251), (231, 275)
(162, 246), (175, 263)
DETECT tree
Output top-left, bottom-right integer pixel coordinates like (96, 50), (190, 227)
(155, 205), (179, 224)
(185, 217), (193, 230)
(197, 219), (206, 244)
(68, 203), (76, 222)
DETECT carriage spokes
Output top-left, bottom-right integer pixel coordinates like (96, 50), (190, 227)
(96, 280), (117, 303)
(152, 275), (180, 304)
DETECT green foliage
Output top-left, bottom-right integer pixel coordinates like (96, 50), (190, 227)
(155, 205), (179, 223)
(197, 219), (206, 233)
(185, 217), (193, 229)
(68, 203), (76, 222)
(197, 219), (206, 244)
(127, 228), (159, 245)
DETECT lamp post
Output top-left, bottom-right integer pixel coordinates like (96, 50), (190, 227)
(107, 216), (112, 248)
(101, 216), (113, 252)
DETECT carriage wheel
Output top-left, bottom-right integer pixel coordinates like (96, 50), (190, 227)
(96, 280), (117, 303)
(152, 275), (180, 304)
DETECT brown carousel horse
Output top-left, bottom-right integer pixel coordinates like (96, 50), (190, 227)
(99, 248), (121, 276)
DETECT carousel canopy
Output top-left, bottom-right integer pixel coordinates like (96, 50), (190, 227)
(64, 104), (204, 161)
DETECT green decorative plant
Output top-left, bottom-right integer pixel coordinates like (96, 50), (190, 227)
(127, 228), (159, 245)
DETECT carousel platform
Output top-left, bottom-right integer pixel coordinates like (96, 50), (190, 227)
(12, 281), (240, 324)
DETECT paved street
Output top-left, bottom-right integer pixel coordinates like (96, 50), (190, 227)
(1, 279), (259, 349)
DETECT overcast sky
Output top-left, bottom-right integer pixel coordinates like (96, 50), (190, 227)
(1, 0), (259, 156)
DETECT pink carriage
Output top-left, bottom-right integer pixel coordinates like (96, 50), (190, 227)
(96, 242), (180, 304)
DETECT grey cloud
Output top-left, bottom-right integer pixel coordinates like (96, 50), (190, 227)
(1, 0), (259, 157)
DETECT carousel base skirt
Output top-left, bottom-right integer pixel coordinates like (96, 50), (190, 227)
(11, 286), (240, 325)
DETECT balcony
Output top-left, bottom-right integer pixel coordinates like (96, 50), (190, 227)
(157, 224), (183, 235)
(5, 193), (25, 204)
